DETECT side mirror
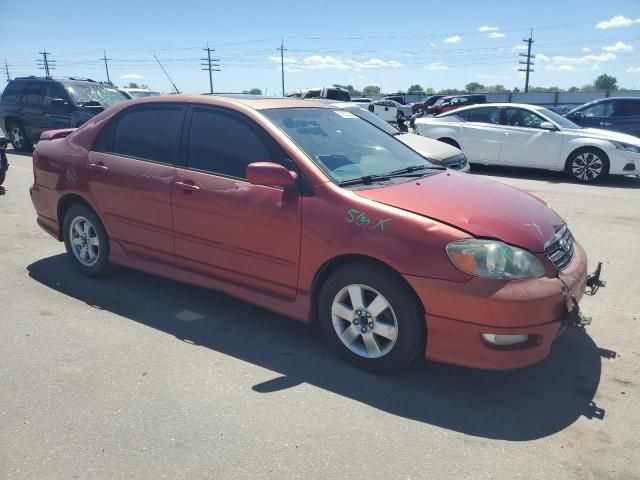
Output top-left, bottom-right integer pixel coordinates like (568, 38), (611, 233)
(539, 121), (556, 131)
(247, 162), (298, 188)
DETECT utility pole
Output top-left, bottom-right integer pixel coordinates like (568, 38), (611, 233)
(38, 49), (55, 76)
(4, 59), (10, 82)
(277, 38), (287, 97)
(201, 44), (220, 94)
(518, 30), (535, 93)
(101, 50), (112, 84)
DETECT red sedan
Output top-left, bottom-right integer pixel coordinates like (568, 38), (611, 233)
(30, 95), (604, 372)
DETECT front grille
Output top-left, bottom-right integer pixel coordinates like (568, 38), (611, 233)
(545, 225), (575, 270)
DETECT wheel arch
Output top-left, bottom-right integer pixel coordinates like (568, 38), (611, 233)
(4, 116), (22, 132)
(308, 254), (425, 324)
(564, 145), (610, 174)
(57, 193), (97, 241)
(437, 137), (461, 149)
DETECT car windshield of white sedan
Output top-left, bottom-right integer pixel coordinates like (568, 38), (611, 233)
(264, 108), (437, 183)
(537, 108), (582, 129)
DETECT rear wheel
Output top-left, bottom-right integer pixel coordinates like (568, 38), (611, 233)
(318, 263), (425, 373)
(7, 121), (32, 152)
(63, 204), (111, 277)
(566, 148), (609, 183)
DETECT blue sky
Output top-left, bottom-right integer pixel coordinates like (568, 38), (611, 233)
(1, 0), (640, 94)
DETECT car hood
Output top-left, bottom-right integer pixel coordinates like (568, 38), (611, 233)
(564, 127), (640, 144)
(397, 133), (460, 161)
(356, 171), (564, 252)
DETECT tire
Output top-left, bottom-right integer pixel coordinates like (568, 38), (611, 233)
(438, 137), (461, 149)
(318, 263), (425, 373)
(7, 121), (32, 152)
(566, 148), (609, 183)
(62, 203), (111, 277)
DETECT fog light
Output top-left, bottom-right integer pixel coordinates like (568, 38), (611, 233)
(482, 333), (529, 346)
(623, 162), (636, 171)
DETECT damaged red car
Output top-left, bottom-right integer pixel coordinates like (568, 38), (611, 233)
(30, 95), (605, 372)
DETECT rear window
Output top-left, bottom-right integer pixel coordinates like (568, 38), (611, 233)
(1, 81), (25, 103)
(326, 89), (351, 102)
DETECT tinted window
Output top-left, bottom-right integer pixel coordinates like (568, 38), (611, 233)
(1, 81), (24, 103)
(452, 109), (470, 121)
(468, 107), (500, 124)
(21, 82), (45, 106)
(625, 100), (640, 116)
(326, 89), (350, 102)
(582, 101), (614, 118)
(110, 105), (183, 163)
(504, 107), (546, 128)
(187, 108), (275, 179)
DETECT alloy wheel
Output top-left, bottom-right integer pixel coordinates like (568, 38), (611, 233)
(331, 284), (398, 358)
(69, 216), (100, 267)
(10, 126), (24, 149)
(572, 152), (603, 181)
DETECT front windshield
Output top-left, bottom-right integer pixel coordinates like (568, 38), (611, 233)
(65, 83), (128, 108)
(264, 108), (437, 184)
(340, 105), (398, 135)
(538, 107), (581, 129)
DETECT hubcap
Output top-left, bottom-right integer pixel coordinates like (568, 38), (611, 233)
(10, 126), (23, 148)
(572, 152), (603, 181)
(69, 216), (100, 267)
(331, 284), (398, 359)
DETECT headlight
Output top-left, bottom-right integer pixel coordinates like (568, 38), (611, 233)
(610, 141), (640, 153)
(441, 153), (467, 170)
(446, 239), (545, 280)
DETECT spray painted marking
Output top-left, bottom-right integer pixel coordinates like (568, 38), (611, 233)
(346, 208), (390, 232)
(524, 221), (543, 239)
(65, 168), (78, 185)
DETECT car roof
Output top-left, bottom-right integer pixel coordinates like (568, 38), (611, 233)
(442, 102), (546, 112)
(122, 94), (335, 111)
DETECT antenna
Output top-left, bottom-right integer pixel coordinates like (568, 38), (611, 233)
(154, 54), (180, 94)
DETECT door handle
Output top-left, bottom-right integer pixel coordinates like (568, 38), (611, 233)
(600, 121), (612, 127)
(88, 162), (109, 172)
(175, 181), (200, 192)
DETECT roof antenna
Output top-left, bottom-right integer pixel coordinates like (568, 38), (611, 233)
(153, 54), (180, 94)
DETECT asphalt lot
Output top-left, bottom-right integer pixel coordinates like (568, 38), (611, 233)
(1, 150), (639, 480)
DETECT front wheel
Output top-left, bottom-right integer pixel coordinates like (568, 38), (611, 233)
(566, 148), (609, 183)
(318, 263), (425, 373)
(63, 204), (111, 277)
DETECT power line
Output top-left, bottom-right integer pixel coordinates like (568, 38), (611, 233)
(277, 38), (287, 96)
(518, 30), (535, 93)
(201, 44), (220, 94)
(37, 49), (55, 76)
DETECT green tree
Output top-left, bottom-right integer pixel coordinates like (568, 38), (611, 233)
(333, 84), (363, 96)
(407, 84), (424, 93)
(486, 84), (508, 93)
(581, 84), (596, 91)
(593, 73), (618, 90)
(512, 87), (520, 93)
(438, 88), (465, 95)
(425, 87), (436, 95)
(127, 82), (140, 89)
(248, 88), (262, 95)
(362, 85), (381, 96)
(465, 82), (485, 93)
(567, 86), (580, 92)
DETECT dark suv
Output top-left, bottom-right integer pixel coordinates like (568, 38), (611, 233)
(0, 77), (128, 151)
(565, 97), (640, 137)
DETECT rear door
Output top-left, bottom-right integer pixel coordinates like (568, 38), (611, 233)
(458, 106), (503, 164)
(373, 101), (397, 122)
(171, 105), (302, 298)
(88, 103), (185, 264)
(499, 107), (564, 169)
(608, 99), (640, 137)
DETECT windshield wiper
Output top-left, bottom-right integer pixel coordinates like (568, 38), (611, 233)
(387, 164), (445, 174)
(338, 174), (392, 186)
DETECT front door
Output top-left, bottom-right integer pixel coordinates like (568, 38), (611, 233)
(172, 106), (302, 298)
(499, 107), (564, 169)
(373, 102), (397, 122)
(87, 103), (185, 264)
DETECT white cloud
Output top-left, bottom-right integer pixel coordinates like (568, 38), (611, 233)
(544, 65), (576, 72)
(429, 42), (437, 47)
(424, 62), (449, 70)
(536, 53), (550, 62)
(596, 15), (640, 29)
(274, 55), (403, 71)
(513, 44), (527, 51)
(487, 31), (506, 39)
(269, 56), (298, 65)
(444, 35), (462, 44)
(536, 52), (616, 65)
(582, 47), (591, 52)
(602, 41), (633, 52)
(626, 66), (640, 73)
(118, 73), (143, 80)
(478, 26), (499, 32)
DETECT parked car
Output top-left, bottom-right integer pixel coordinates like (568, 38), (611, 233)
(411, 94), (447, 114)
(0, 127), (8, 186)
(367, 100), (413, 122)
(122, 88), (161, 98)
(415, 103), (640, 182)
(287, 87), (351, 102)
(351, 97), (373, 106)
(31, 95), (603, 372)
(325, 101), (469, 172)
(548, 104), (575, 116)
(0, 76), (128, 152)
(383, 95), (406, 104)
(565, 97), (640, 138)
(437, 94), (487, 115)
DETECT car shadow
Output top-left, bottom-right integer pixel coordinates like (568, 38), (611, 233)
(27, 254), (609, 441)
(6, 147), (33, 157)
(471, 164), (640, 189)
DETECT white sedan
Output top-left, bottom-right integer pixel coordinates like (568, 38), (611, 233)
(414, 103), (640, 182)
